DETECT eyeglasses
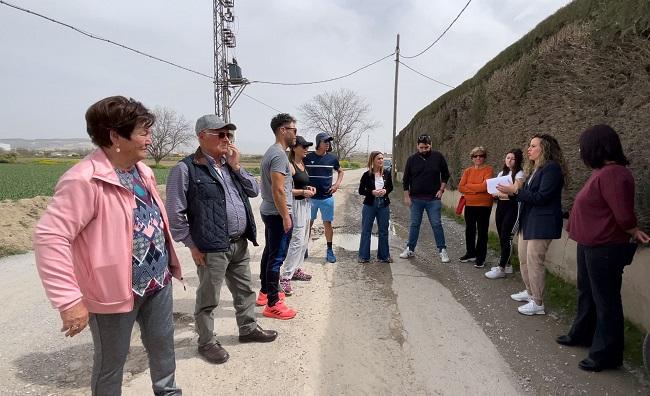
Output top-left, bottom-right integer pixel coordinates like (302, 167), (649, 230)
(203, 130), (234, 140)
(282, 126), (298, 133)
(472, 154), (486, 158)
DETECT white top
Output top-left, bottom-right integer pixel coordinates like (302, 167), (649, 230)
(497, 170), (525, 181)
(374, 173), (385, 190)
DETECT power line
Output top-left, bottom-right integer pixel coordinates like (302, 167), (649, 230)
(249, 52), (395, 86)
(402, 0), (473, 59)
(0, 0), (214, 80)
(2, 0), (396, 89)
(242, 92), (282, 113)
(398, 61), (456, 88)
(0, 0), (285, 113)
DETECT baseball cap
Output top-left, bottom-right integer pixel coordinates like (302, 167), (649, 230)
(315, 132), (333, 152)
(195, 114), (237, 135)
(293, 135), (313, 148)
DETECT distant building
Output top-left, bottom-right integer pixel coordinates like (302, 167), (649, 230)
(0, 143), (10, 151)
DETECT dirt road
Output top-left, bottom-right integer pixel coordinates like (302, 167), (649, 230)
(0, 168), (647, 395)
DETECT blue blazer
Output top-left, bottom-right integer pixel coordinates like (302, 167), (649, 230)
(518, 160), (564, 240)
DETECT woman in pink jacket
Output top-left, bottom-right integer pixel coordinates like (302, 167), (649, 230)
(34, 96), (183, 395)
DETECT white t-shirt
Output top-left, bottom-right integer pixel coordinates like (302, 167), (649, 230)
(498, 169), (524, 182)
(374, 173), (385, 190)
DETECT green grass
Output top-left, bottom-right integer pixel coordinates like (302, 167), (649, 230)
(0, 160), (260, 201)
(0, 162), (76, 200)
(440, 209), (646, 367)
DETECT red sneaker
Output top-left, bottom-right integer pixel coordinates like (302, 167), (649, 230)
(262, 301), (297, 320)
(255, 291), (286, 306)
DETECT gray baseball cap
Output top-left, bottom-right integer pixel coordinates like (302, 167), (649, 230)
(195, 114), (237, 135)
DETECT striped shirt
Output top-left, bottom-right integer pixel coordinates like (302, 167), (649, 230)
(304, 152), (340, 199)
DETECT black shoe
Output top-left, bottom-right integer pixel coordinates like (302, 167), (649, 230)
(198, 341), (230, 364)
(578, 357), (621, 372)
(473, 262), (485, 268)
(556, 335), (590, 347)
(459, 254), (476, 263)
(239, 325), (278, 343)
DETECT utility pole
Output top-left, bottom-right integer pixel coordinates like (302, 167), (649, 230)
(213, 0), (247, 122)
(391, 34), (400, 179)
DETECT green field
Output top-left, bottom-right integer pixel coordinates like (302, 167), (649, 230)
(0, 161), (170, 200)
(0, 158), (264, 200)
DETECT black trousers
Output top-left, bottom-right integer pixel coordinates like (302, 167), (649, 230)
(568, 243), (636, 366)
(463, 206), (492, 264)
(495, 199), (518, 268)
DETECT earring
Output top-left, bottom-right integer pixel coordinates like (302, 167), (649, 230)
(115, 145), (121, 153)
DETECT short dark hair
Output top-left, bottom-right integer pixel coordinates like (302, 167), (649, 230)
(85, 96), (155, 148)
(417, 134), (432, 144)
(579, 124), (629, 168)
(270, 113), (296, 134)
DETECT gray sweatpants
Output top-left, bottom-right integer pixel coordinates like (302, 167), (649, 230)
(88, 283), (181, 396)
(195, 238), (258, 346)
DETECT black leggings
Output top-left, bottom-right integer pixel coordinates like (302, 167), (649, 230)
(464, 206), (492, 264)
(495, 199), (518, 268)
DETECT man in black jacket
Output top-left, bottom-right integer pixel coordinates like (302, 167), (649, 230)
(166, 114), (277, 365)
(399, 134), (451, 263)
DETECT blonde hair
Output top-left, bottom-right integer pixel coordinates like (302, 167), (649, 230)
(469, 146), (487, 158)
(523, 134), (568, 179)
(367, 151), (384, 172)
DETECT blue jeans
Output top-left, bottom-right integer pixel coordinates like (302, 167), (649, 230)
(359, 199), (390, 261)
(407, 198), (446, 251)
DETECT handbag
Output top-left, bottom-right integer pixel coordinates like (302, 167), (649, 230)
(455, 195), (466, 215)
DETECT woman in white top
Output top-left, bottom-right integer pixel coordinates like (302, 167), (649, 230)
(485, 149), (525, 279)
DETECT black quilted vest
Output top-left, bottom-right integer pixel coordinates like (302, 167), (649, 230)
(181, 151), (258, 252)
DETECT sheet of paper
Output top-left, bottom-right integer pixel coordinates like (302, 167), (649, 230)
(486, 175), (513, 194)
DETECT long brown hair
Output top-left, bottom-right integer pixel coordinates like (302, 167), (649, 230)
(367, 151), (384, 173)
(524, 134), (568, 180)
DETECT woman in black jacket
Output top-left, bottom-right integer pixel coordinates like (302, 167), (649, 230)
(358, 151), (393, 263)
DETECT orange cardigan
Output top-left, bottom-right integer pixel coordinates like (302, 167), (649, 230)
(458, 166), (494, 207)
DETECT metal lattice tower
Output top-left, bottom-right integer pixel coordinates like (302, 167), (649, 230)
(213, 0), (246, 122)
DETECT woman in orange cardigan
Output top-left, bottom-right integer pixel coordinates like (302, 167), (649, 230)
(458, 146), (494, 268)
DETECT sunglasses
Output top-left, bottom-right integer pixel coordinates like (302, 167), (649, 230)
(472, 154), (486, 158)
(203, 131), (234, 140)
(417, 135), (431, 143)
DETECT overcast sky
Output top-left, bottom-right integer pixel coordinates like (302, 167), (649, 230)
(0, 0), (571, 154)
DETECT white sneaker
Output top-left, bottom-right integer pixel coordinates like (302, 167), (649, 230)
(485, 267), (506, 279)
(439, 248), (450, 263)
(510, 290), (531, 302)
(492, 265), (514, 273)
(517, 300), (545, 315)
(399, 247), (415, 259)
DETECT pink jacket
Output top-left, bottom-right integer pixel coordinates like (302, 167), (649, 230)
(34, 149), (182, 314)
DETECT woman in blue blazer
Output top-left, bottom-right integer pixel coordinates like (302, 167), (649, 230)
(358, 151), (393, 263)
(498, 134), (567, 315)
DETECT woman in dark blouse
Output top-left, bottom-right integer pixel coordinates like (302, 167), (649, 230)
(559, 124), (649, 372)
(358, 151), (393, 263)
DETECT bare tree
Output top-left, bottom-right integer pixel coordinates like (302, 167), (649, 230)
(299, 89), (379, 160)
(148, 107), (194, 166)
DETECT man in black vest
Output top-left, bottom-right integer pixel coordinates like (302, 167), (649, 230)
(166, 115), (277, 365)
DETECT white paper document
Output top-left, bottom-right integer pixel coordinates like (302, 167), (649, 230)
(486, 175), (513, 194)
